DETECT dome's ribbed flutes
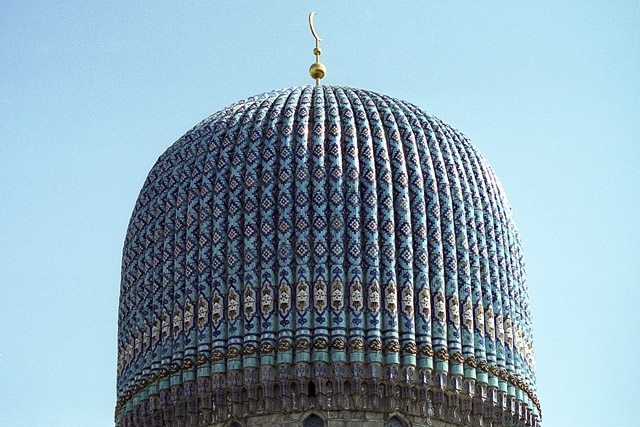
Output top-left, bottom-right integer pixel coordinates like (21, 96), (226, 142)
(116, 86), (539, 426)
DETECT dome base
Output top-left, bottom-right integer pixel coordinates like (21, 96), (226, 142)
(117, 366), (539, 427)
(211, 410), (460, 427)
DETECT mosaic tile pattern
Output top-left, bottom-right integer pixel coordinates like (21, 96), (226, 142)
(116, 86), (539, 425)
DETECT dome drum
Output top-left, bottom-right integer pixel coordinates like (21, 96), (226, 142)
(117, 362), (537, 426)
(116, 86), (539, 426)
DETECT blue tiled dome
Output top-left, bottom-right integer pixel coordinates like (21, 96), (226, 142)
(116, 85), (539, 425)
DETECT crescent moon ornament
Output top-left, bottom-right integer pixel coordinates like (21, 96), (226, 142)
(308, 12), (326, 85)
(309, 12), (323, 43)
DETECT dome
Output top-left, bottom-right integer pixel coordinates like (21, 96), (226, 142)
(116, 85), (539, 426)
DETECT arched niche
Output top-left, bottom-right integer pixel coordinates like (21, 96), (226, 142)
(387, 415), (407, 427)
(303, 413), (324, 427)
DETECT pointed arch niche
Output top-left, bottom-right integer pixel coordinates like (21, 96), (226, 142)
(303, 413), (325, 427)
(387, 415), (407, 427)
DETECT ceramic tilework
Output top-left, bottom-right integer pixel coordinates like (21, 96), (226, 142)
(115, 86), (539, 424)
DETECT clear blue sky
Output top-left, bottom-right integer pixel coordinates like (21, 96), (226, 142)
(1, 1), (638, 426)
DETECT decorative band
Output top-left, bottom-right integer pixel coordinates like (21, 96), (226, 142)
(450, 351), (464, 364)
(115, 346), (541, 417)
(385, 340), (401, 353)
(196, 354), (208, 366)
(295, 339), (311, 350)
(227, 347), (241, 359)
(420, 344), (433, 356)
(332, 338), (346, 350)
(435, 348), (449, 361)
(368, 339), (382, 352)
(313, 338), (328, 350)
(403, 342), (418, 354)
(260, 342), (275, 354)
(243, 344), (257, 355)
(278, 341), (293, 352)
(350, 338), (364, 351)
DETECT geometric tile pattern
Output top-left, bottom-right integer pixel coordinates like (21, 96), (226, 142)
(115, 85), (539, 423)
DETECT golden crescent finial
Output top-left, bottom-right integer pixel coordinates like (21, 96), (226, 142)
(309, 12), (323, 43)
(308, 12), (326, 86)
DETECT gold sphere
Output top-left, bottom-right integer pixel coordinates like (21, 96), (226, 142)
(309, 62), (326, 80)
(313, 47), (322, 56)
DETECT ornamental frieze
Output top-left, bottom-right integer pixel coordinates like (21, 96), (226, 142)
(313, 278), (327, 313)
(278, 280), (292, 316)
(368, 280), (380, 313)
(161, 310), (170, 343)
(486, 306), (495, 339)
(448, 294), (460, 327)
(418, 288), (430, 320)
(349, 279), (363, 314)
(296, 279), (309, 313)
(434, 290), (446, 323)
(211, 290), (223, 328)
(474, 304), (484, 335)
(243, 286), (256, 320)
(227, 288), (240, 322)
(401, 282), (413, 318)
(151, 315), (161, 346)
(331, 279), (344, 313)
(260, 285), (274, 318)
(196, 296), (208, 330)
(462, 297), (473, 331)
(183, 298), (194, 331)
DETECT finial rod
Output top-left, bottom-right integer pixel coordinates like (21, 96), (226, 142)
(308, 12), (326, 86)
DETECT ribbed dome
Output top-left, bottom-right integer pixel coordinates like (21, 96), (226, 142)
(116, 85), (539, 426)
